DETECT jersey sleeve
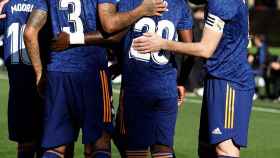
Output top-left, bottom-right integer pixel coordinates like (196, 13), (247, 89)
(97, 0), (118, 4)
(177, 0), (193, 30)
(34, 0), (48, 12)
(208, 0), (239, 21)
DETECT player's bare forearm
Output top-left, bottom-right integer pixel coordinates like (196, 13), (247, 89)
(163, 27), (221, 58)
(51, 29), (127, 51)
(85, 29), (128, 45)
(24, 9), (47, 80)
(98, 0), (167, 33)
(133, 27), (223, 58)
(98, 3), (143, 33)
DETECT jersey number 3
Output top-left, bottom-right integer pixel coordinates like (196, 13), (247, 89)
(59, 0), (84, 36)
(129, 18), (175, 65)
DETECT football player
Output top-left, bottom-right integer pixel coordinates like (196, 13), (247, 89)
(23, 0), (167, 158)
(0, 0), (43, 157)
(50, 0), (193, 157)
(133, 0), (255, 158)
(115, 0), (193, 157)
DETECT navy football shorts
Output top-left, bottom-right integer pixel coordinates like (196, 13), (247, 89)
(199, 76), (254, 149)
(7, 64), (43, 143)
(117, 92), (178, 150)
(42, 69), (113, 148)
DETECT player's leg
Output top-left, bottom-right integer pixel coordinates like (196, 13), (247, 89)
(42, 146), (66, 158)
(7, 65), (44, 158)
(17, 142), (37, 158)
(114, 88), (127, 158)
(151, 97), (178, 158)
(151, 144), (174, 158)
(216, 139), (240, 158)
(124, 95), (156, 158)
(215, 88), (254, 158)
(84, 131), (111, 158)
(41, 72), (79, 158)
(199, 78), (254, 158)
(198, 82), (216, 158)
(81, 69), (113, 158)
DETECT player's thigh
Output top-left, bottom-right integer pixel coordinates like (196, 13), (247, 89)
(7, 65), (43, 142)
(124, 95), (157, 150)
(198, 78), (254, 155)
(41, 71), (80, 148)
(228, 89), (254, 147)
(154, 97), (178, 147)
(81, 69), (114, 145)
(198, 78), (228, 158)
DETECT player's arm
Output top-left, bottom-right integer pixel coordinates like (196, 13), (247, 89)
(133, 12), (225, 59)
(98, 0), (167, 33)
(51, 29), (127, 51)
(133, 25), (223, 59)
(176, 29), (193, 106)
(24, 9), (47, 84)
(0, 0), (9, 19)
(176, 29), (193, 85)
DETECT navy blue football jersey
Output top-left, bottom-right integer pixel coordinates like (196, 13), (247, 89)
(205, 0), (254, 90)
(118, 0), (193, 97)
(0, 0), (35, 65)
(34, 0), (116, 72)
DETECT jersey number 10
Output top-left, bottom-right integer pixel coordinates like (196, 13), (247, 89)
(7, 23), (31, 65)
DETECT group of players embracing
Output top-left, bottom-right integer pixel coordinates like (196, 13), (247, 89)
(0, 0), (255, 157)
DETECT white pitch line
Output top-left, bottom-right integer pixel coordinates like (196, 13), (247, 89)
(185, 98), (280, 114)
(112, 88), (280, 114)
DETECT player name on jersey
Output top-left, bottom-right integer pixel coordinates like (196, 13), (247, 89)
(11, 3), (34, 14)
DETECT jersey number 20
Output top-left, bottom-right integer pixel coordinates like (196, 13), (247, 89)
(129, 18), (176, 65)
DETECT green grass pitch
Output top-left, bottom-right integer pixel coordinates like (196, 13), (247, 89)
(1, 77), (280, 158)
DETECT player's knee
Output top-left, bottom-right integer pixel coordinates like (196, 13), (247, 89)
(18, 142), (35, 152)
(90, 131), (112, 158)
(198, 142), (216, 158)
(216, 139), (240, 158)
(42, 149), (64, 158)
(18, 142), (43, 158)
(64, 143), (75, 158)
(151, 144), (174, 158)
(85, 144), (111, 158)
(95, 131), (111, 150)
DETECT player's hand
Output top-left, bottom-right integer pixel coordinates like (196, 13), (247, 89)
(51, 32), (70, 52)
(132, 32), (165, 53)
(140, 0), (168, 16)
(0, 0), (9, 19)
(177, 85), (186, 107)
(36, 72), (46, 98)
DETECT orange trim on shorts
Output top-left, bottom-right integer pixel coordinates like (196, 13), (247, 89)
(103, 71), (112, 122)
(100, 70), (111, 123)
